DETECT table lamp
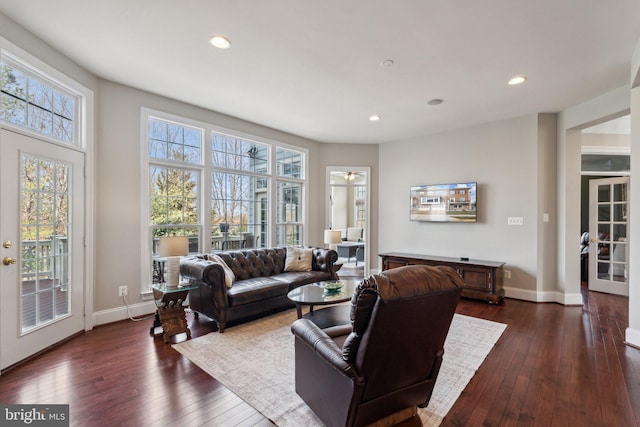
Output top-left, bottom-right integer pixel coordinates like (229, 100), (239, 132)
(324, 229), (342, 250)
(159, 236), (189, 287)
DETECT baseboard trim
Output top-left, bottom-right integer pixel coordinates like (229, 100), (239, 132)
(503, 287), (583, 306)
(625, 327), (640, 349)
(93, 300), (156, 327)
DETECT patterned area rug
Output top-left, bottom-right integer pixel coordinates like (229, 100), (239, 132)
(174, 308), (506, 426)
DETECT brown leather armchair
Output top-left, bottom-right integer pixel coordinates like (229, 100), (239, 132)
(291, 264), (463, 427)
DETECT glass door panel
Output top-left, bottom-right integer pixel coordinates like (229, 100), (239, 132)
(588, 177), (629, 296)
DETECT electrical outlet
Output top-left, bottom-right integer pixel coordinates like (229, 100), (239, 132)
(507, 217), (524, 226)
(504, 270), (511, 279)
(118, 285), (128, 296)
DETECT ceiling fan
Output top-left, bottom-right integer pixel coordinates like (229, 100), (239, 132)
(344, 171), (364, 181)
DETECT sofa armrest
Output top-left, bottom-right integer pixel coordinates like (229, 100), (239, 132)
(311, 248), (339, 280)
(180, 255), (229, 307)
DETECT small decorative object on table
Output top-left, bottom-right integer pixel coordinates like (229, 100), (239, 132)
(323, 280), (343, 293)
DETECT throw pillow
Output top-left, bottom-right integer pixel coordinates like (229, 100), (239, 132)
(207, 254), (235, 288)
(284, 246), (312, 272)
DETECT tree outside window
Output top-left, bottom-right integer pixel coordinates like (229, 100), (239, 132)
(1, 62), (75, 144)
(211, 134), (269, 250)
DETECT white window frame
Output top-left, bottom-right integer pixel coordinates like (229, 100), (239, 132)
(140, 108), (308, 294)
(1, 50), (82, 149)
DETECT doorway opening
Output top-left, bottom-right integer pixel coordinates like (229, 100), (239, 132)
(579, 115), (630, 298)
(326, 167), (370, 278)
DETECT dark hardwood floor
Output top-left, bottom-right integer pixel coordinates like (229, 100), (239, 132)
(1, 283), (638, 426)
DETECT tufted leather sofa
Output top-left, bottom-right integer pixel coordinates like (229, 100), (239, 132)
(180, 247), (338, 332)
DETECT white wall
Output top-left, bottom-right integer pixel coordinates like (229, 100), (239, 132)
(379, 114), (546, 297)
(556, 86), (631, 306)
(627, 36), (640, 348)
(537, 113), (558, 299)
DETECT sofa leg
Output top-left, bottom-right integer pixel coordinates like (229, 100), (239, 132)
(218, 323), (226, 333)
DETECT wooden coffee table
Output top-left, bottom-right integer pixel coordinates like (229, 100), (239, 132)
(287, 279), (359, 328)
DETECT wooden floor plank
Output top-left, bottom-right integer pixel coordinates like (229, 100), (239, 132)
(1, 282), (639, 426)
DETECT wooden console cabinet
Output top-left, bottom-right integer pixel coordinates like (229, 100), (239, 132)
(379, 252), (505, 304)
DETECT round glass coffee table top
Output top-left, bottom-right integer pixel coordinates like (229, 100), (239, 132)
(287, 279), (359, 319)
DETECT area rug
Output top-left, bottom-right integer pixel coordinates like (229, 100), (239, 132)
(173, 309), (506, 426)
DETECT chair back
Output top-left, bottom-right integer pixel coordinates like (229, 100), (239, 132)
(342, 264), (463, 404)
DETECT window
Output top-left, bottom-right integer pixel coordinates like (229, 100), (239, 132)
(1, 59), (77, 145)
(149, 118), (201, 163)
(355, 186), (366, 229)
(211, 134), (269, 250)
(143, 110), (307, 288)
(275, 147), (305, 245)
(147, 117), (203, 284)
(581, 154), (630, 173)
(276, 181), (302, 245)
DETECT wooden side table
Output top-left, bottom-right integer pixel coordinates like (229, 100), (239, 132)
(150, 283), (197, 343)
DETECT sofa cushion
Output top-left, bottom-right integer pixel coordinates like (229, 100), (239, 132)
(276, 271), (332, 288)
(284, 246), (312, 272)
(219, 248), (287, 280)
(227, 277), (291, 307)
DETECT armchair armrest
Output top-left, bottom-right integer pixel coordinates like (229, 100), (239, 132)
(291, 319), (358, 380)
(292, 318), (364, 426)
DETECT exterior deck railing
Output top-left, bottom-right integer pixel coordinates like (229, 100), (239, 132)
(21, 237), (69, 285)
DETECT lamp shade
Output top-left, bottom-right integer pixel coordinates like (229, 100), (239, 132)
(159, 236), (189, 257)
(324, 230), (342, 245)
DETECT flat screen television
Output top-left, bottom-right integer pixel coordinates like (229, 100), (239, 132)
(410, 182), (477, 223)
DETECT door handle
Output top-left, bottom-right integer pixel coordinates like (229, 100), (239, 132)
(3, 257), (17, 266)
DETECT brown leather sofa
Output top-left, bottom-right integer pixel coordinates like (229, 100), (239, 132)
(180, 247), (338, 332)
(291, 264), (463, 427)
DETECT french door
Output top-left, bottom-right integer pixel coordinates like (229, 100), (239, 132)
(588, 177), (629, 296)
(0, 128), (85, 370)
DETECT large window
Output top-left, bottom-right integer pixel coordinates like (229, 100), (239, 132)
(275, 148), (304, 245)
(144, 111), (307, 287)
(211, 134), (269, 250)
(1, 58), (77, 145)
(147, 117), (203, 283)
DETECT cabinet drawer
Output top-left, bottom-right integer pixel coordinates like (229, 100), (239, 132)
(459, 267), (492, 291)
(385, 259), (409, 270)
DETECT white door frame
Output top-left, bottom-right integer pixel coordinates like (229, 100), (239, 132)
(0, 128), (87, 370)
(326, 166), (371, 276)
(0, 39), (95, 371)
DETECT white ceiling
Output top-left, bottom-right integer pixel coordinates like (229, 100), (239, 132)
(583, 115), (631, 135)
(1, 1), (639, 144)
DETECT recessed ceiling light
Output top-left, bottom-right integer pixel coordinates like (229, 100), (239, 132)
(369, 115), (381, 121)
(209, 35), (231, 49)
(508, 76), (526, 85)
(427, 98), (444, 106)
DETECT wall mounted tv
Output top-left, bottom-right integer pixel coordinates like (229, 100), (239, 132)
(410, 182), (477, 223)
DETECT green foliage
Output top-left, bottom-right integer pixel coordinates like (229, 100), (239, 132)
(150, 167), (198, 237)
(0, 63), (26, 123)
